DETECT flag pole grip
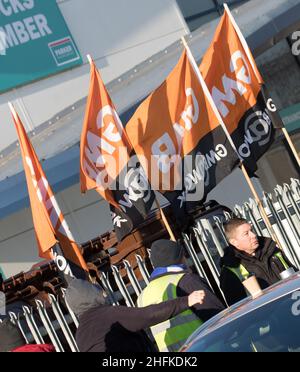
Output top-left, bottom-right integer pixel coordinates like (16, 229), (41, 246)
(155, 199), (176, 241)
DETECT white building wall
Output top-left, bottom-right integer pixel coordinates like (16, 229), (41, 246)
(0, 0), (187, 154)
(0, 183), (113, 277)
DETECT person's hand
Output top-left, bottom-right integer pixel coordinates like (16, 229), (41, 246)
(188, 290), (205, 306)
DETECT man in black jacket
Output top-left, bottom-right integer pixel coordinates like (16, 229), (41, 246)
(220, 218), (297, 306)
(65, 278), (205, 352)
(137, 239), (224, 352)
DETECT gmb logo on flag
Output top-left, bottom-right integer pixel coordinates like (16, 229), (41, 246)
(0, 291), (5, 316)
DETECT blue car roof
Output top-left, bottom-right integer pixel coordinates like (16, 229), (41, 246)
(185, 272), (300, 345)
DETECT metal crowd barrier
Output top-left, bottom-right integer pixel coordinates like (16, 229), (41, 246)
(2, 178), (300, 352)
(0, 290), (79, 352)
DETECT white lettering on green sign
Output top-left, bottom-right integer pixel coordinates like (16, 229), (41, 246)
(0, 0), (82, 92)
(0, 0), (34, 16)
(0, 13), (52, 50)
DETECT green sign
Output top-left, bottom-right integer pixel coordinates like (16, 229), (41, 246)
(0, 0), (82, 93)
(280, 103), (300, 133)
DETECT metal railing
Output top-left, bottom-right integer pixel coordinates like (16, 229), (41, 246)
(2, 178), (300, 351)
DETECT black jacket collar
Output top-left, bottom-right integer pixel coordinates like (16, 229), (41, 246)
(220, 237), (278, 268)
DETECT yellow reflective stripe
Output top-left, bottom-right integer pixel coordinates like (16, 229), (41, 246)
(153, 319), (202, 352)
(151, 313), (202, 336)
(240, 264), (250, 279)
(138, 273), (185, 306)
(226, 265), (249, 281)
(138, 272), (202, 352)
(275, 252), (289, 270)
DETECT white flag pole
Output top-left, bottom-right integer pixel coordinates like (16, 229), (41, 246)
(87, 54), (93, 66)
(224, 3), (300, 169)
(181, 37), (282, 246)
(223, 4), (260, 81)
(154, 199), (176, 241)
(181, 38), (239, 156)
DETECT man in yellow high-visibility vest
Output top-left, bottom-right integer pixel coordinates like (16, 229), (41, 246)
(137, 239), (224, 352)
(220, 218), (297, 306)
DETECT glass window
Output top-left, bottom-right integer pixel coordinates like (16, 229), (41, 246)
(177, 0), (250, 32)
(216, 0), (248, 6)
(187, 289), (300, 352)
(176, 0), (218, 32)
(177, 0), (216, 18)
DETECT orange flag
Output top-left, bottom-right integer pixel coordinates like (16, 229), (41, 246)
(80, 57), (132, 208)
(10, 103), (89, 278)
(200, 7), (283, 175)
(80, 57), (155, 241)
(125, 50), (239, 220)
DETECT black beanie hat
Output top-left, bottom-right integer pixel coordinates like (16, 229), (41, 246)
(0, 318), (25, 352)
(150, 239), (184, 268)
(65, 278), (108, 317)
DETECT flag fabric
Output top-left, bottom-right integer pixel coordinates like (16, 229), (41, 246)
(10, 105), (89, 280)
(125, 50), (239, 224)
(80, 59), (155, 241)
(200, 7), (283, 176)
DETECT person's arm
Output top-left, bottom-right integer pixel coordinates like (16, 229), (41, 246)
(220, 268), (247, 306)
(119, 291), (205, 332)
(177, 274), (225, 321)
